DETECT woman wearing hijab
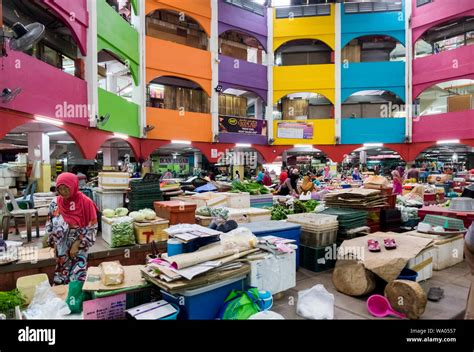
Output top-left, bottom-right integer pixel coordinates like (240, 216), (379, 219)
(300, 173), (315, 194)
(276, 169), (300, 196)
(392, 170), (403, 196)
(46, 173), (98, 285)
(262, 170), (272, 187)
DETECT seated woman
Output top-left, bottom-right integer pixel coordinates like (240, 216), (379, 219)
(299, 173), (315, 194)
(275, 170), (300, 196)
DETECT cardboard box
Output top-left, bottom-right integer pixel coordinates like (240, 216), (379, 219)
(98, 172), (129, 190)
(407, 247), (435, 282)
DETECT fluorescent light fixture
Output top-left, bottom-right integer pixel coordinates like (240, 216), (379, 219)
(35, 116), (64, 126)
(57, 141), (75, 144)
(113, 133), (129, 140)
(172, 140), (192, 145)
(235, 143), (252, 148)
(6, 133), (26, 137)
(97, 150), (103, 154)
(47, 131), (67, 136)
(437, 139), (460, 145)
(364, 143), (383, 148)
(294, 144), (311, 148)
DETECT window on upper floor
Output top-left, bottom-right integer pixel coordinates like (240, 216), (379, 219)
(146, 10), (209, 51)
(415, 79), (474, 117)
(219, 31), (267, 65)
(274, 92), (334, 120)
(274, 1), (332, 19)
(2, 0), (82, 77)
(97, 50), (134, 100)
(415, 17), (474, 59)
(147, 76), (211, 114)
(275, 39), (334, 66)
(224, 0), (266, 16)
(342, 91), (406, 118)
(219, 89), (265, 119)
(344, 0), (402, 14)
(342, 35), (405, 62)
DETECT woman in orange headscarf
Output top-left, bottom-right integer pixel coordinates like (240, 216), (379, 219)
(47, 173), (98, 284)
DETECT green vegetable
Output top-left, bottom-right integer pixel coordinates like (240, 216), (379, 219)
(111, 220), (136, 248)
(231, 181), (270, 195)
(196, 206), (212, 217)
(0, 289), (26, 315)
(103, 209), (116, 218)
(268, 205), (293, 220)
(129, 211), (145, 221)
(139, 209), (157, 220)
(211, 208), (229, 220)
(115, 208), (129, 217)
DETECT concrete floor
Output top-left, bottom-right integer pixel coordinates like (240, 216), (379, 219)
(272, 261), (471, 320)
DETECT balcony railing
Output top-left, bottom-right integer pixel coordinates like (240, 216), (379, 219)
(224, 0), (265, 16)
(275, 4), (331, 19)
(344, 1), (402, 14)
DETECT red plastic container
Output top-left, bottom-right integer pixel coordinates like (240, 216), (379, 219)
(153, 201), (197, 225)
(418, 206), (474, 229)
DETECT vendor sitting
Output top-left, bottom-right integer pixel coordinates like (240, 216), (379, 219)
(299, 173), (315, 194)
(275, 169), (300, 196)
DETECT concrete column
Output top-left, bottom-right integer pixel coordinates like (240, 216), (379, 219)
(103, 147), (119, 167)
(28, 132), (50, 192)
(266, 7), (274, 143)
(210, 0), (219, 141)
(335, 3), (342, 144)
(360, 150), (367, 164)
(86, 0), (98, 127)
(194, 152), (203, 169)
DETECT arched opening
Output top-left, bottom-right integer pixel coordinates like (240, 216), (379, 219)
(342, 35), (406, 63)
(415, 143), (474, 172)
(415, 79), (474, 117)
(2, 0), (83, 77)
(274, 39), (334, 66)
(282, 146), (333, 175)
(342, 90), (406, 119)
(95, 138), (138, 174)
(415, 17), (474, 59)
(343, 145), (405, 177)
(219, 30), (266, 65)
(146, 9), (209, 50)
(219, 88), (265, 119)
(147, 76), (210, 113)
(98, 49), (135, 100)
(274, 92), (334, 120)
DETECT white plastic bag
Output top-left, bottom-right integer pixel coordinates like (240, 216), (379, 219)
(297, 284), (334, 320)
(23, 281), (71, 319)
(249, 311), (285, 320)
(220, 227), (258, 250)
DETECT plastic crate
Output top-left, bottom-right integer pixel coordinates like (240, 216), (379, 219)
(286, 213), (338, 227)
(300, 227), (338, 247)
(161, 275), (246, 320)
(423, 214), (466, 231)
(134, 218), (169, 244)
(93, 188), (126, 212)
(299, 243), (338, 272)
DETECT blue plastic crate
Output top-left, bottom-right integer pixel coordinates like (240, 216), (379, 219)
(239, 221), (301, 269)
(161, 275), (246, 320)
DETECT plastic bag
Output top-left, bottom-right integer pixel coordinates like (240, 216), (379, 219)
(249, 311), (285, 320)
(23, 281), (71, 319)
(66, 281), (88, 313)
(99, 262), (125, 286)
(219, 228), (258, 251)
(297, 284), (334, 320)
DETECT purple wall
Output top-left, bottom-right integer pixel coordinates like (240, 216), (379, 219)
(412, 0), (474, 43)
(413, 110), (474, 143)
(219, 55), (268, 102)
(0, 51), (89, 126)
(218, 0), (268, 51)
(413, 45), (474, 98)
(219, 133), (268, 145)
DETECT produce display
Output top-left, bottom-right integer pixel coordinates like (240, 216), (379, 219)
(231, 181), (270, 195)
(111, 218), (136, 248)
(268, 200), (319, 220)
(103, 207), (129, 218)
(0, 289), (26, 316)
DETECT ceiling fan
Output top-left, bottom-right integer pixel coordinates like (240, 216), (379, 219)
(1, 22), (45, 57)
(1, 87), (21, 103)
(96, 113), (111, 126)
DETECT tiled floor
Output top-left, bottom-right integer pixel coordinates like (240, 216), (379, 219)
(272, 262), (471, 320)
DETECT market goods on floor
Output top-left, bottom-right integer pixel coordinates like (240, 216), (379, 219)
(1, 161), (473, 320)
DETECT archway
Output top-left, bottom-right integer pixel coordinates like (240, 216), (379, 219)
(3, 0), (84, 77)
(146, 9), (209, 50)
(98, 49), (136, 98)
(342, 35), (406, 63)
(343, 145), (406, 177)
(275, 39), (334, 66)
(283, 146), (333, 176)
(342, 90), (406, 118)
(95, 137), (139, 175)
(274, 92), (334, 120)
(414, 142), (474, 171)
(414, 16), (474, 58)
(147, 76), (211, 113)
(219, 30), (266, 65)
(415, 79), (474, 117)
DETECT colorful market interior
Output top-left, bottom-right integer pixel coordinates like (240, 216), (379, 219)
(0, 0), (473, 321)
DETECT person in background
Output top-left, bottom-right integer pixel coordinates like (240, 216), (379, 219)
(279, 167), (288, 185)
(396, 165), (406, 180)
(262, 170), (272, 187)
(47, 173), (98, 285)
(465, 223), (474, 319)
(352, 167), (362, 181)
(300, 172), (315, 194)
(72, 167), (87, 188)
(234, 170), (241, 181)
(323, 165), (331, 181)
(162, 169), (173, 180)
(406, 164), (419, 182)
(275, 169), (299, 196)
(209, 169), (216, 182)
(256, 168), (264, 184)
(392, 170), (403, 196)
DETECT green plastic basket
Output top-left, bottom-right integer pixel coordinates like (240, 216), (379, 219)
(423, 214), (466, 231)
